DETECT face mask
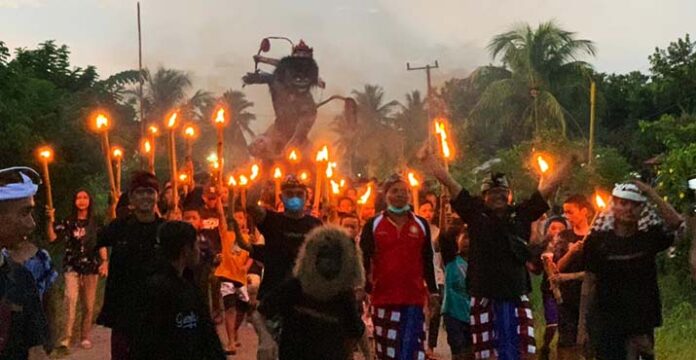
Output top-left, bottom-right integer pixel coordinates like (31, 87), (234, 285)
(283, 196), (305, 212)
(387, 204), (411, 215)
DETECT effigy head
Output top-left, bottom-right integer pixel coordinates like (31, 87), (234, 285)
(275, 56), (319, 94)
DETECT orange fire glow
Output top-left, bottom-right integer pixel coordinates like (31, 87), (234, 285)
(239, 175), (249, 186)
(299, 171), (309, 181)
(95, 114), (109, 131)
(315, 145), (329, 162)
(179, 173), (189, 182)
(112, 147), (123, 159)
(166, 112), (178, 128)
(330, 180), (340, 194)
(326, 162), (337, 179)
(207, 153), (219, 169)
(37, 146), (54, 162)
(148, 125), (159, 135)
(184, 125), (195, 138)
(250, 164), (260, 181)
(288, 149), (299, 162)
(214, 108), (226, 125)
(595, 193), (607, 209)
(408, 172), (420, 187)
(357, 185), (373, 205)
(537, 155), (550, 174)
(434, 120), (452, 159)
(143, 140), (152, 153)
(228, 175), (238, 187)
(273, 167), (283, 179)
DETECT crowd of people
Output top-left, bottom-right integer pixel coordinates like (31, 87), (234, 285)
(0, 146), (693, 360)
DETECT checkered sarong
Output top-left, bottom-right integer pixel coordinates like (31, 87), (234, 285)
(371, 305), (426, 360)
(470, 295), (536, 359)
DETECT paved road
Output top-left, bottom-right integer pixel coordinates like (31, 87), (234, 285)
(57, 322), (452, 360)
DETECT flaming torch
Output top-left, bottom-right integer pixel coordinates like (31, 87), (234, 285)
(146, 125), (158, 174)
(183, 124), (197, 188)
(357, 183), (373, 219)
(288, 149), (300, 173)
(434, 119), (453, 170)
(313, 145), (329, 212)
(239, 175), (249, 211)
(408, 171), (420, 211)
(214, 107), (227, 184)
(111, 146), (124, 195)
(92, 113), (118, 218)
(36, 146), (54, 215)
(165, 112), (180, 211)
(299, 171), (309, 182)
(273, 166), (283, 207)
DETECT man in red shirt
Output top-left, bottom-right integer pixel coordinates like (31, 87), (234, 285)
(360, 174), (438, 360)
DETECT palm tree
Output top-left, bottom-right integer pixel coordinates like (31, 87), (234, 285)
(142, 67), (193, 123)
(343, 84), (402, 176)
(470, 21), (596, 141)
(395, 90), (428, 158)
(219, 90), (256, 164)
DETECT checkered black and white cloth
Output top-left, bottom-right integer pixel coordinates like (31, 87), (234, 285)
(371, 305), (427, 360)
(469, 295), (536, 359)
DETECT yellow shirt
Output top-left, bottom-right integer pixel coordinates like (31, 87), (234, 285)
(215, 232), (250, 284)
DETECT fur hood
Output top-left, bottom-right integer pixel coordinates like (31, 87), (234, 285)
(293, 225), (364, 301)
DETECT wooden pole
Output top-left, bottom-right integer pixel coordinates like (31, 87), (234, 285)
(168, 130), (179, 212)
(102, 132), (117, 219)
(41, 159), (54, 211)
(216, 126), (224, 185)
(588, 80), (597, 164)
(137, 2), (145, 143)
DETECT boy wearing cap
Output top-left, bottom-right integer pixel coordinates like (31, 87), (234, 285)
(421, 147), (572, 360)
(580, 181), (682, 360)
(0, 167), (50, 360)
(96, 171), (164, 360)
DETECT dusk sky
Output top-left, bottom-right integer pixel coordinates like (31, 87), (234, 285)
(2, 0), (695, 134)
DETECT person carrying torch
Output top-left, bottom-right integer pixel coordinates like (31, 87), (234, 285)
(419, 144), (574, 360)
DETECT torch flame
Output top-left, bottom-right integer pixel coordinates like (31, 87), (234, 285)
(166, 112), (177, 128)
(339, 179), (345, 188)
(207, 153), (219, 169)
(299, 171), (309, 181)
(250, 164), (260, 180)
(179, 173), (188, 182)
(143, 140), (152, 153)
(214, 108), (226, 125)
(288, 149), (299, 162)
(228, 175), (237, 187)
(184, 126), (195, 137)
(148, 125), (159, 135)
(315, 145), (329, 162)
(239, 175), (249, 186)
(330, 180), (340, 195)
(434, 120), (452, 159)
(537, 155), (549, 174)
(408, 172), (420, 187)
(95, 114), (109, 130)
(326, 162), (337, 179)
(112, 147), (123, 159)
(273, 167), (283, 179)
(38, 147), (53, 161)
(595, 194), (607, 209)
(357, 185), (373, 205)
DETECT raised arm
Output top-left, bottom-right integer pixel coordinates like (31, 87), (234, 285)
(418, 144), (463, 196)
(246, 181), (267, 227)
(633, 180), (684, 231)
(537, 156), (575, 200)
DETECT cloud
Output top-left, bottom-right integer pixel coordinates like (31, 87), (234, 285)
(0, 0), (43, 8)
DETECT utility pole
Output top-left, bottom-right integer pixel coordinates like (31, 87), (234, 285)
(406, 60), (440, 146)
(137, 2), (145, 144)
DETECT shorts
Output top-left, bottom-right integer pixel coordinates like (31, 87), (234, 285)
(443, 314), (471, 355)
(219, 280), (250, 312)
(543, 293), (559, 326)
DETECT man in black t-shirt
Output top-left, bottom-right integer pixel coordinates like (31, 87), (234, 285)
(241, 175), (321, 359)
(96, 171), (164, 360)
(580, 181), (683, 360)
(421, 147), (572, 360)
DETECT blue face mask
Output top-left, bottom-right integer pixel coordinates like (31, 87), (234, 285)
(387, 204), (411, 215)
(283, 196), (305, 212)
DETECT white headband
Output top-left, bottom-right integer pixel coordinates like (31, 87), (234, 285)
(0, 167), (40, 201)
(612, 183), (647, 203)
